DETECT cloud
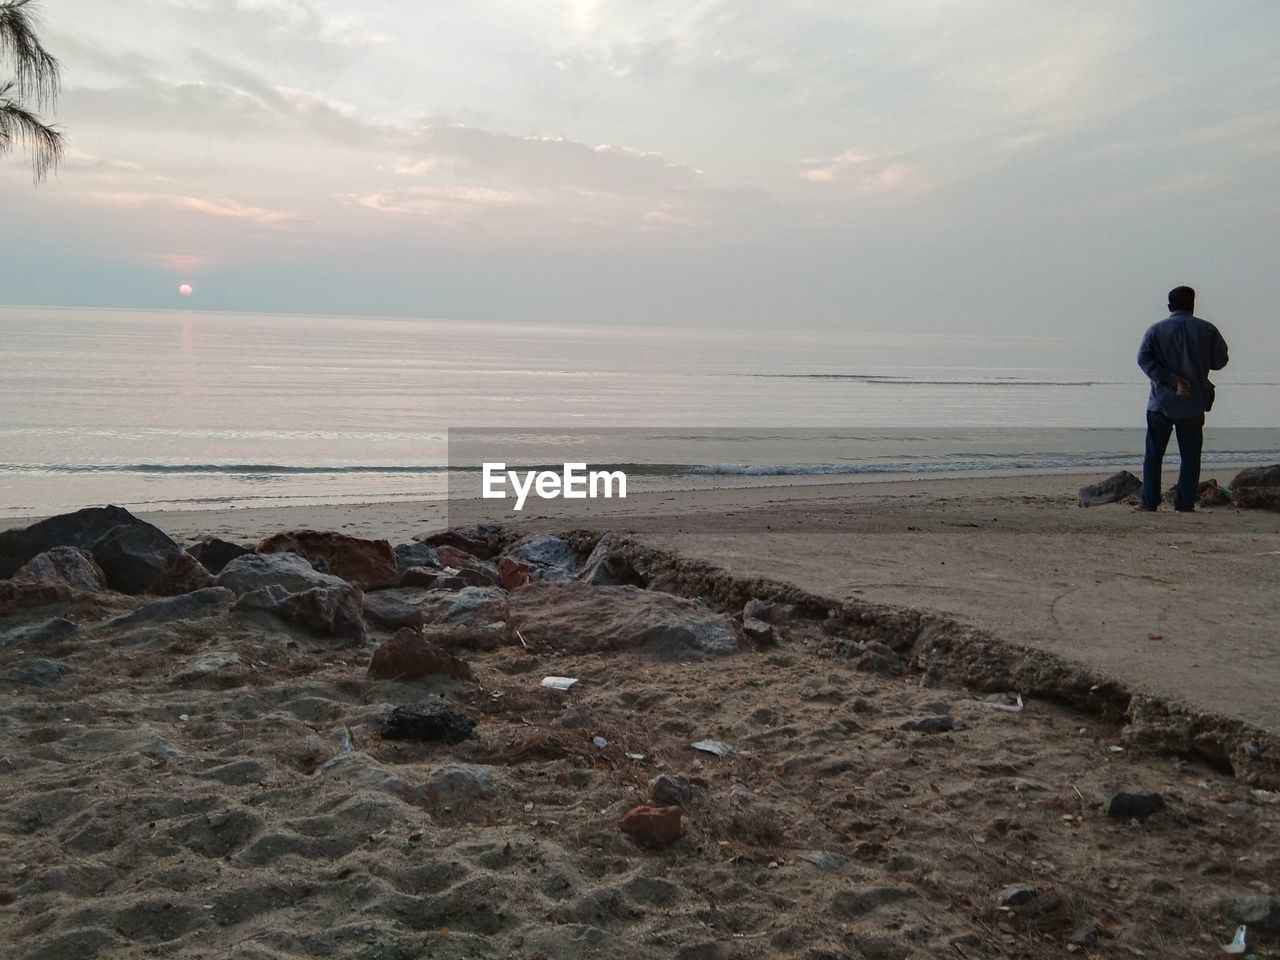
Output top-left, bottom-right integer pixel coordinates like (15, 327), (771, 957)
(156, 0), (388, 47)
(350, 184), (531, 219)
(72, 191), (302, 225)
(799, 148), (920, 198)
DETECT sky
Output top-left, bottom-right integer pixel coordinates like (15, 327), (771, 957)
(2, 0), (1279, 347)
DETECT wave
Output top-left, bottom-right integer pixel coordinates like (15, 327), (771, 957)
(744, 374), (1118, 386)
(0, 463), (453, 476)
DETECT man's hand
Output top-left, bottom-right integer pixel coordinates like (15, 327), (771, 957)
(1173, 376), (1192, 396)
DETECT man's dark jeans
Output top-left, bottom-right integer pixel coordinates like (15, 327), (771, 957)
(1141, 410), (1204, 511)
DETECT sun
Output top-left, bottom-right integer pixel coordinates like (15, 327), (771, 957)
(178, 283), (193, 296)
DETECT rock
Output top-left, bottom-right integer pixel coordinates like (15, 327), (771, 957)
(900, 715), (955, 734)
(741, 617), (775, 644)
(106, 587), (234, 629)
(169, 652), (244, 687)
(1163, 479), (1232, 508)
(1105, 791), (1165, 821)
(186, 537), (253, 575)
(399, 565), (452, 588)
(1224, 894), (1280, 933)
(743, 598), (797, 625)
(996, 883), (1039, 907)
(0, 616), (78, 648)
(425, 764), (497, 805)
(368, 627), (474, 681)
(508, 581), (740, 656)
(498, 556), (534, 590)
(216, 551), (348, 595)
(1230, 464), (1280, 510)
(418, 528), (500, 560)
(380, 707), (476, 744)
(418, 586), (509, 627)
(0, 578), (73, 616)
(649, 773), (695, 806)
(578, 533), (642, 587)
(504, 534), (582, 582)
(619, 805), (685, 848)
(89, 521), (213, 595)
(0, 506), (202, 594)
(256, 530), (398, 589)
(234, 583), (366, 642)
(5, 658), (73, 686)
(1077, 471), (1142, 507)
(434, 546), (500, 586)
(362, 592), (425, 631)
(393, 542), (442, 578)
(13, 546), (107, 592)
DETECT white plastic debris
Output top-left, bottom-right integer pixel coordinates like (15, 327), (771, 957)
(692, 739), (733, 757)
(1222, 925), (1247, 954)
(591, 736), (608, 748)
(982, 693), (1024, 713)
(541, 676), (578, 691)
(625, 752), (646, 761)
(1108, 745), (1125, 753)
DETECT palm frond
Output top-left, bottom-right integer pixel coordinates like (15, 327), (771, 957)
(0, 81), (64, 180)
(0, 0), (60, 107)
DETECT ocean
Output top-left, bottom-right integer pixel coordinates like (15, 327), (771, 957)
(2, 305), (1277, 517)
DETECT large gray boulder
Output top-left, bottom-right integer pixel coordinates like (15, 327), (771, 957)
(215, 551), (348, 595)
(13, 546), (107, 592)
(508, 581), (740, 656)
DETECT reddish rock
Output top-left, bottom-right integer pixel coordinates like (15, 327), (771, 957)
(1230, 464), (1280, 510)
(508, 581), (739, 656)
(368, 627), (474, 681)
(14, 546), (106, 592)
(435, 546), (500, 586)
(257, 530), (398, 589)
(620, 805), (685, 848)
(498, 556), (534, 590)
(419, 529), (499, 560)
(0, 579), (74, 617)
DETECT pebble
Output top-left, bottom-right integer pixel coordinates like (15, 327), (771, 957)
(997, 883), (1039, 907)
(649, 773), (694, 806)
(619, 804), (684, 848)
(1105, 791), (1165, 821)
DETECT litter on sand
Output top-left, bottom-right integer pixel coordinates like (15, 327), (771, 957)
(337, 725), (354, 753)
(625, 752), (646, 761)
(692, 739), (733, 757)
(981, 693), (1024, 712)
(591, 736), (608, 748)
(1221, 925), (1247, 954)
(541, 676), (578, 691)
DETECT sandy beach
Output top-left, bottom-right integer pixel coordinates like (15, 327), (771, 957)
(4, 470), (1279, 959)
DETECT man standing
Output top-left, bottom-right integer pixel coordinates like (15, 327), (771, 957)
(1136, 286), (1229, 512)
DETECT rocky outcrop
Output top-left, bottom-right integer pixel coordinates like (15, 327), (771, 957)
(0, 579), (75, 616)
(503, 534), (582, 582)
(256, 530), (398, 589)
(368, 627), (474, 681)
(508, 581), (740, 656)
(1230, 464), (1280, 510)
(232, 583), (366, 642)
(1077, 471), (1141, 507)
(216, 552), (348, 595)
(418, 586), (509, 628)
(393, 542), (442, 579)
(106, 587), (235, 629)
(0, 506), (211, 596)
(14, 546), (107, 592)
(362, 592), (426, 631)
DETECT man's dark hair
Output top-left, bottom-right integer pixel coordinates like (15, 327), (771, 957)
(1168, 285), (1195, 312)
